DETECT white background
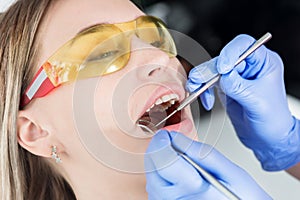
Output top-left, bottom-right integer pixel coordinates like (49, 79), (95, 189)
(0, 0), (15, 12)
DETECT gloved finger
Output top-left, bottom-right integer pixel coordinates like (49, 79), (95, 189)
(146, 130), (207, 186)
(145, 130), (209, 198)
(219, 68), (247, 98)
(186, 80), (216, 110)
(146, 165), (170, 187)
(219, 68), (261, 109)
(238, 45), (268, 79)
(186, 73), (216, 111)
(169, 131), (247, 184)
(200, 87), (215, 111)
(242, 47), (283, 80)
(148, 194), (159, 200)
(182, 185), (228, 200)
(146, 170), (170, 199)
(217, 34), (275, 80)
(145, 130), (179, 172)
(186, 57), (218, 92)
(146, 169), (209, 200)
(216, 86), (246, 122)
(217, 34), (256, 74)
(169, 132), (272, 199)
(188, 57), (218, 83)
(185, 78), (203, 93)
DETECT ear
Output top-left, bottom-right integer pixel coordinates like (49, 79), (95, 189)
(17, 110), (52, 158)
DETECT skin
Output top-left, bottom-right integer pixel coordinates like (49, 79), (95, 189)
(17, 0), (198, 199)
(287, 163), (300, 180)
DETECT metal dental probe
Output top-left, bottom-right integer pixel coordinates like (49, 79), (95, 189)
(154, 32), (272, 128)
(174, 147), (240, 200)
(137, 122), (240, 199)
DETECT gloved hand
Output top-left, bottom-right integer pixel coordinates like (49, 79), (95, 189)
(145, 130), (271, 200)
(186, 34), (300, 171)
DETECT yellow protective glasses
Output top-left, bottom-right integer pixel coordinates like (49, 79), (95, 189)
(21, 15), (177, 107)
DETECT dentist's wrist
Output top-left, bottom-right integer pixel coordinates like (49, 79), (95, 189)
(254, 117), (300, 171)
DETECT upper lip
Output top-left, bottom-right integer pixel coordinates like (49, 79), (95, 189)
(135, 82), (186, 122)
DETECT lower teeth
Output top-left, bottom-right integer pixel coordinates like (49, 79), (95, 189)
(138, 101), (182, 131)
(137, 119), (157, 134)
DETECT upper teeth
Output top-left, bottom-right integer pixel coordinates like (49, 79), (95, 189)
(146, 93), (179, 112)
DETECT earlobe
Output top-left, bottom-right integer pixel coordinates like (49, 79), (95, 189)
(17, 111), (50, 157)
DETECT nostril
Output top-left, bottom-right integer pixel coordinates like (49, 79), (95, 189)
(148, 67), (161, 76)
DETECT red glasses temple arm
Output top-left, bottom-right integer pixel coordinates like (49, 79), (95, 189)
(20, 66), (56, 108)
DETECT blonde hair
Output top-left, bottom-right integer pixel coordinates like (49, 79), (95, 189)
(0, 0), (75, 199)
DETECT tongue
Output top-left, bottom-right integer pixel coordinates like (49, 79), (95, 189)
(139, 102), (182, 129)
(140, 104), (168, 127)
(165, 102), (181, 126)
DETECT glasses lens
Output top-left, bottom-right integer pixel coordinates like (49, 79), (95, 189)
(22, 16), (178, 107)
(44, 16), (176, 86)
(78, 16), (177, 80)
(79, 30), (130, 79)
(136, 16), (177, 57)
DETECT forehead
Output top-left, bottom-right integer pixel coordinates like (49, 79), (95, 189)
(36, 0), (144, 69)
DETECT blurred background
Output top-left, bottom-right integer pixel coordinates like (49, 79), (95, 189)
(135, 0), (300, 99)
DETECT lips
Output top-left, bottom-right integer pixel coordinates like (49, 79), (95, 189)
(145, 93), (179, 113)
(136, 84), (192, 133)
(139, 97), (181, 129)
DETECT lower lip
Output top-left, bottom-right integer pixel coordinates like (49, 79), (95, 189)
(161, 117), (193, 134)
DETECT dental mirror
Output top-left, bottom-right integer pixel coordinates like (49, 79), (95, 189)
(137, 119), (158, 135)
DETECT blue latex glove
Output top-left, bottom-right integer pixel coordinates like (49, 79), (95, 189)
(186, 57), (218, 111)
(186, 34), (300, 171)
(145, 130), (271, 200)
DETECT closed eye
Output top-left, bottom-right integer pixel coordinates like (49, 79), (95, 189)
(86, 50), (120, 62)
(151, 40), (164, 48)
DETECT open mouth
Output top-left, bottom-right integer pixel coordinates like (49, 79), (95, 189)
(138, 93), (182, 130)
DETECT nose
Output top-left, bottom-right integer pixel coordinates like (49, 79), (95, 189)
(127, 35), (172, 78)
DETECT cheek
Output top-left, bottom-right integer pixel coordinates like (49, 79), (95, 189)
(92, 75), (150, 153)
(93, 77), (119, 132)
(93, 70), (140, 131)
(128, 84), (159, 121)
(173, 57), (188, 81)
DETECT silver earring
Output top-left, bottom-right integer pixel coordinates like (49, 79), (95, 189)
(51, 146), (62, 163)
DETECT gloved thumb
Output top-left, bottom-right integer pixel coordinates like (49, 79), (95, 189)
(145, 130), (207, 192)
(217, 34), (255, 74)
(186, 80), (215, 110)
(145, 130), (178, 172)
(219, 68), (254, 107)
(169, 131), (247, 184)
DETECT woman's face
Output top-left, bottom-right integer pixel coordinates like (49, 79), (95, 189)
(26, 0), (198, 173)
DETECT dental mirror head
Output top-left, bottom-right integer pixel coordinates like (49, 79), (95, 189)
(137, 119), (158, 135)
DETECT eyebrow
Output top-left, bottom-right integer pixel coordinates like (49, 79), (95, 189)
(77, 14), (145, 35)
(77, 22), (107, 35)
(76, 14), (144, 35)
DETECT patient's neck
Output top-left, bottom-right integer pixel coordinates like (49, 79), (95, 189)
(61, 157), (147, 199)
